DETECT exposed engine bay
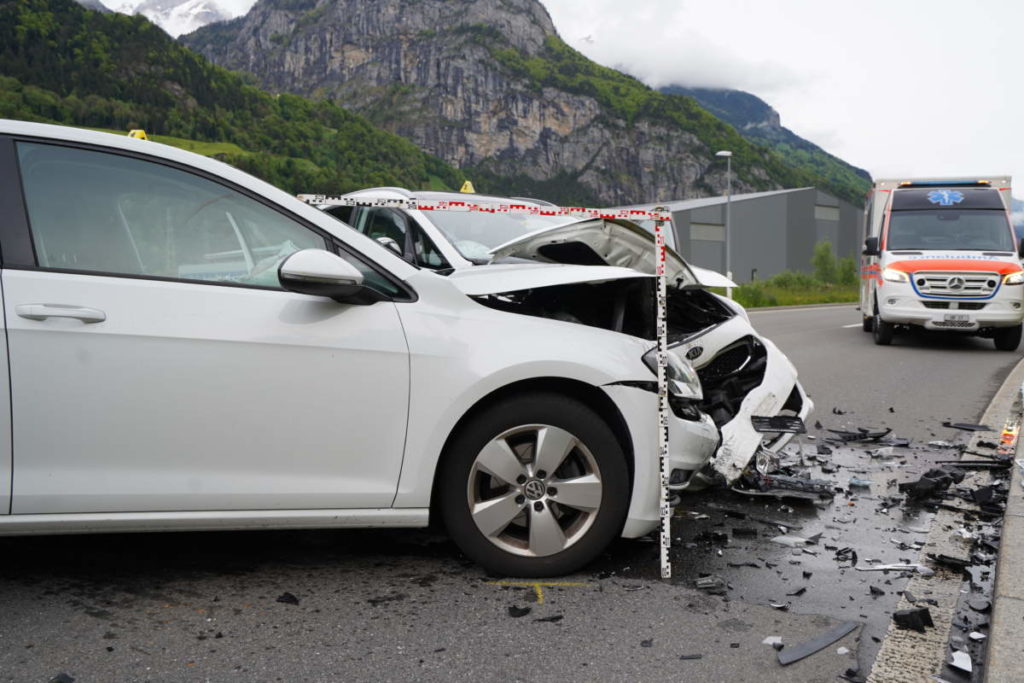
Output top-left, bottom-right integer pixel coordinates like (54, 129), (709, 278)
(471, 279), (734, 344)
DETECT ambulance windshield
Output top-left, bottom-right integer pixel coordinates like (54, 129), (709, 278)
(887, 210), (1014, 252)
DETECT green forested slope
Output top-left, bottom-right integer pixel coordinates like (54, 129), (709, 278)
(0, 0), (464, 193)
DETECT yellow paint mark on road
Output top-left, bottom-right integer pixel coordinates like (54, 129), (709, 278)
(486, 581), (588, 605)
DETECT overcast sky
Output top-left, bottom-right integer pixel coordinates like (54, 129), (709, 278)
(540, 0), (1021, 191)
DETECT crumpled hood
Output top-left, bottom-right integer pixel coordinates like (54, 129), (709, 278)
(447, 262), (652, 296)
(488, 219), (698, 287)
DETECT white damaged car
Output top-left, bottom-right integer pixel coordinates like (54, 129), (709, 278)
(314, 188), (814, 486)
(0, 120), (720, 577)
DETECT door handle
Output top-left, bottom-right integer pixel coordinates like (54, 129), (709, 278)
(15, 304), (107, 324)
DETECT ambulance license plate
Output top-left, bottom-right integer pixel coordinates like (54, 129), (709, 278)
(944, 313), (969, 322)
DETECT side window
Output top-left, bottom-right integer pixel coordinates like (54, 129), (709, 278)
(16, 142), (325, 288)
(361, 208), (408, 250)
(412, 227), (450, 269)
(324, 205), (354, 225)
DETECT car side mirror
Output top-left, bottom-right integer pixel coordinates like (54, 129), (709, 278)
(278, 249), (385, 305)
(1018, 237), (1024, 259)
(863, 236), (880, 257)
(376, 236), (403, 256)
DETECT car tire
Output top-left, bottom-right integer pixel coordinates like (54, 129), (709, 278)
(438, 392), (630, 577)
(862, 315), (873, 332)
(873, 314), (894, 345)
(993, 324), (1022, 351)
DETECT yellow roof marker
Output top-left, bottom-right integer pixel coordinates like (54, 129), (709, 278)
(127, 129), (148, 140)
(459, 179), (476, 193)
(486, 580), (588, 605)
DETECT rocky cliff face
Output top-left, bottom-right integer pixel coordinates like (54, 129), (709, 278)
(183, 0), (805, 204)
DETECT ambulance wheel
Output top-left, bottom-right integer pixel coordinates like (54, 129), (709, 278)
(862, 315), (873, 332)
(993, 324), (1022, 351)
(873, 315), (894, 345)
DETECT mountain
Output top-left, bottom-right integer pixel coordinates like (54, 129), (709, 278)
(125, 0), (234, 37)
(660, 86), (871, 201)
(182, 0), (867, 206)
(1, 0), (463, 194)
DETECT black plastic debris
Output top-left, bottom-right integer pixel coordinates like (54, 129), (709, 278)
(817, 444), (833, 455)
(928, 553), (970, 574)
(976, 439), (999, 449)
(972, 485), (997, 505)
(899, 466), (965, 500)
(275, 592), (300, 606)
(534, 615), (563, 623)
(835, 547), (858, 565)
(728, 561), (761, 569)
(942, 422), (993, 432)
(640, 639), (653, 648)
(732, 527), (758, 538)
(903, 590), (917, 603)
(777, 621), (860, 666)
(679, 654), (703, 660)
(827, 428), (891, 443)
(893, 607), (934, 632)
(508, 605), (531, 618)
(814, 420), (824, 430)
(49, 675), (75, 683)
(832, 407), (846, 415)
(869, 586), (885, 597)
(787, 587), (807, 597)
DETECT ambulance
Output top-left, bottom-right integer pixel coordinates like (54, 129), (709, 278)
(860, 177), (1024, 350)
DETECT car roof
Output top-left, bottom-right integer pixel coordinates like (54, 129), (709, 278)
(344, 186), (551, 208)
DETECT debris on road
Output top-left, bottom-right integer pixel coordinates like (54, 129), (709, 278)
(275, 592), (300, 606)
(695, 575), (727, 595)
(777, 621), (860, 666)
(942, 422), (993, 432)
(679, 654), (703, 660)
(892, 607), (934, 632)
(949, 650), (973, 674)
(507, 605), (531, 618)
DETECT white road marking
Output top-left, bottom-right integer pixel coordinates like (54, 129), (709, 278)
(841, 323), (861, 328)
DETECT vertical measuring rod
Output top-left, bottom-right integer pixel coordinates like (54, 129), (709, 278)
(654, 212), (671, 579)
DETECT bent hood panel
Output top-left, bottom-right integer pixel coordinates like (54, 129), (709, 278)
(447, 263), (653, 296)
(488, 219), (696, 287)
(689, 266), (738, 288)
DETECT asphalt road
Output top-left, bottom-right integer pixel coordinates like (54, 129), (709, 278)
(0, 304), (1020, 682)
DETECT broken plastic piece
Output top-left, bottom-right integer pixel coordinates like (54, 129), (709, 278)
(695, 575), (727, 595)
(942, 422), (992, 432)
(276, 592), (300, 605)
(679, 654), (703, 660)
(869, 586), (884, 597)
(849, 477), (872, 488)
(892, 607), (934, 632)
(769, 600), (789, 610)
(836, 646), (850, 655)
(927, 553), (970, 573)
(928, 440), (958, 449)
(969, 631), (986, 641)
(777, 621), (860, 666)
(762, 635), (783, 647)
(949, 650), (972, 674)
(507, 605), (531, 618)
(771, 534), (808, 547)
(868, 447), (894, 459)
(855, 564), (933, 575)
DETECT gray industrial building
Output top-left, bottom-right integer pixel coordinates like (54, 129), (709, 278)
(618, 188), (863, 283)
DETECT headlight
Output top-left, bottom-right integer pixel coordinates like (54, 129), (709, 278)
(1004, 271), (1024, 285)
(882, 268), (908, 283)
(642, 348), (703, 401)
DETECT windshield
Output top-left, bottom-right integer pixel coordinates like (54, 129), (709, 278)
(887, 210), (1014, 251)
(633, 219), (678, 251)
(425, 212), (573, 261)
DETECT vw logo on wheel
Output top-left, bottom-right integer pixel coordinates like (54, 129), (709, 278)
(523, 479), (546, 500)
(946, 276), (966, 291)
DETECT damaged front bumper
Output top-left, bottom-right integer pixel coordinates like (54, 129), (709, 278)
(685, 332), (813, 484)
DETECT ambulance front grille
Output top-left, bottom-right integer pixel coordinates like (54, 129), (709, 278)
(912, 271), (999, 298)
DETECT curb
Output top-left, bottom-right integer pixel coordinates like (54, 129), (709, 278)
(987, 375), (1024, 683)
(868, 354), (1024, 682)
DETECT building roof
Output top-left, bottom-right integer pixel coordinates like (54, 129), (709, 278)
(607, 187), (812, 213)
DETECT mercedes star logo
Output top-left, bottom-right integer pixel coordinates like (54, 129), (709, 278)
(946, 276), (966, 291)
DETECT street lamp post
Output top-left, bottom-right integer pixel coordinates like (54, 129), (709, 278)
(715, 150), (733, 298)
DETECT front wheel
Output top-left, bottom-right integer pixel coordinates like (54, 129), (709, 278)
(873, 314), (894, 345)
(438, 393), (630, 577)
(993, 324), (1022, 351)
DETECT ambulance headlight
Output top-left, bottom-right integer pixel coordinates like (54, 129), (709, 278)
(1004, 271), (1024, 285)
(882, 268), (908, 283)
(643, 348), (703, 401)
